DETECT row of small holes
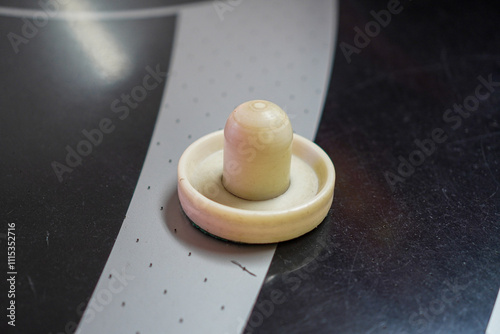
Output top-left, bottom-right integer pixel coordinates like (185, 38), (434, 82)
(114, 238), (224, 331)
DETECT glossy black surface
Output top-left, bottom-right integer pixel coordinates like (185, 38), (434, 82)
(0, 13), (176, 334)
(249, 1), (500, 333)
(1, 1), (499, 334)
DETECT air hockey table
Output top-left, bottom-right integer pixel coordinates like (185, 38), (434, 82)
(1, 0), (499, 333)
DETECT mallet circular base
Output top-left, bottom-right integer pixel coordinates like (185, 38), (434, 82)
(177, 130), (335, 244)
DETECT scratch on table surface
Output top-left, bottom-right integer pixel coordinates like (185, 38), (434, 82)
(441, 188), (450, 201)
(347, 239), (364, 290)
(27, 275), (37, 299)
(488, 187), (498, 199)
(481, 139), (500, 187)
(231, 260), (256, 277)
(46, 231), (49, 247)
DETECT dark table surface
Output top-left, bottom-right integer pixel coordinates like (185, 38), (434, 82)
(1, 1), (499, 333)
